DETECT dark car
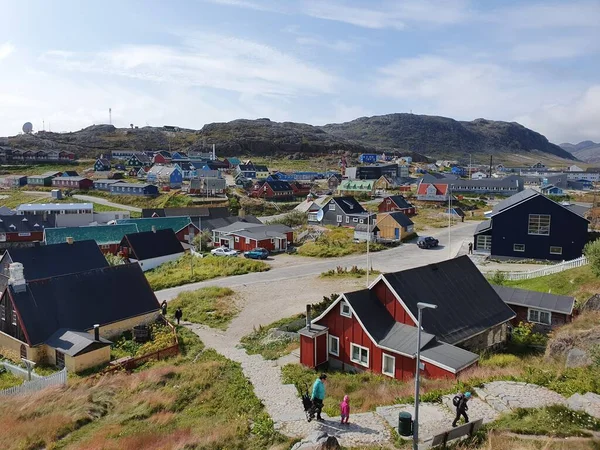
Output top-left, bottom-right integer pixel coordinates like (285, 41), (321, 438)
(244, 247), (269, 260)
(417, 236), (439, 249)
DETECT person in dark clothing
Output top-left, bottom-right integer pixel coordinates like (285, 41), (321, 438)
(452, 391), (471, 427)
(161, 300), (168, 316)
(174, 307), (183, 325)
(309, 373), (327, 422)
(468, 242), (473, 254)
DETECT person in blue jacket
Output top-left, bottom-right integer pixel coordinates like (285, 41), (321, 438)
(310, 373), (327, 421)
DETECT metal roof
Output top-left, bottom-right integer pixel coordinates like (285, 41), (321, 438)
(16, 203), (93, 212)
(492, 189), (539, 214)
(117, 216), (194, 234)
(122, 229), (184, 261)
(493, 285), (575, 315)
(331, 196), (368, 214)
(45, 224), (139, 246)
(45, 329), (111, 356)
(385, 211), (414, 227)
(420, 341), (479, 372)
(475, 220), (492, 233)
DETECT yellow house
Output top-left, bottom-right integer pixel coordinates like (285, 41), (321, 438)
(0, 262), (160, 372)
(377, 212), (416, 242)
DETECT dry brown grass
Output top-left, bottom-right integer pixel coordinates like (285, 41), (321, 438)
(455, 431), (600, 450)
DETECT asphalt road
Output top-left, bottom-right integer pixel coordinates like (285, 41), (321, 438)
(156, 221), (478, 301)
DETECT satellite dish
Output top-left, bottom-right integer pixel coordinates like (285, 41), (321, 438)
(22, 122), (33, 134)
(316, 209), (324, 222)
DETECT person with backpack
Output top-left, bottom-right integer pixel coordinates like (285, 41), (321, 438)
(452, 391), (471, 427)
(309, 373), (327, 422)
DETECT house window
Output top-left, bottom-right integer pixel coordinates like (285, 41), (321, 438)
(353, 218), (358, 222)
(329, 204), (335, 211)
(329, 335), (339, 357)
(11, 306), (17, 325)
(336, 215), (342, 223)
(528, 308), (551, 325)
(0, 303), (4, 321)
(350, 343), (369, 367)
(234, 237), (239, 243)
(476, 235), (492, 251)
(550, 246), (562, 255)
(308, 213), (318, 221)
(340, 301), (351, 318)
(513, 244), (525, 252)
(245, 238), (250, 244)
(346, 216), (349, 223)
(382, 353), (395, 377)
(528, 214), (551, 235)
(359, 219), (364, 224)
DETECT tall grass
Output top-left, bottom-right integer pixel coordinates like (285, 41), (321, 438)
(145, 254), (269, 290)
(168, 287), (238, 330)
(298, 227), (385, 258)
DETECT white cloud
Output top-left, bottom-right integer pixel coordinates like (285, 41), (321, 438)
(40, 33), (338, 98)
(0, 42), (15, 60)
(490, 1), (600, 29)
(302, 0), (470, 29)
(511, 36), (599, 61)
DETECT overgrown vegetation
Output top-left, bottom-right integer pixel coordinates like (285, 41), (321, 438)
(0, 330), (291, 450)
(111, 322), (176, 360)
(145, 254), (269, 290)
(267, 210), (308, 227)
(584, 239), (600, 277)
(167, 287), (238, 330)
(511, 322), (549, 346)
(320, 265), (380, 278)
(240, 315), (304, 360)
(297, 227), (385, 257)
(0, 369), (23, 390)
(239, 197), (298, 217)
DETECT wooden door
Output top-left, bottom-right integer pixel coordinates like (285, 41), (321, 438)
(315, 333), (328, 367)
(55, 350), (65, 369)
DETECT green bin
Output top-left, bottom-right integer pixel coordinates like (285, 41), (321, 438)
(398, 411), (413, 436)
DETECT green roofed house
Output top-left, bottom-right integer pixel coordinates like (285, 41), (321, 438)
(337, 179), (376, 196)
(116, 217), (199, 244)
(44, 224), (139, 254)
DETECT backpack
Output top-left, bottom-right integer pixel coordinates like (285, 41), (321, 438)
(452, 394), (463, 407)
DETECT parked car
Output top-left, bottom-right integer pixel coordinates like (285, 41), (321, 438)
(210, 247), (238, 257)
(417, 236), (439, 249)
(244, 247), (269, 260)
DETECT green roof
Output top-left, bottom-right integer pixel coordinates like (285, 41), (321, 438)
(338, 180), (374, 191)
(44, 224), (139, 245)
(116, 217), (193, 234)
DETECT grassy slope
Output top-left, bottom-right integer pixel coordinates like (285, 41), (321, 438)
(145, 254), (269, 290)
(167, 287), (238, 330)
(0, 370), (23, 390)
(502, 265), (599, 305)
(297, 227), (386, 258)
(240, 316), (304, 360)
(0, 329), (290, 450)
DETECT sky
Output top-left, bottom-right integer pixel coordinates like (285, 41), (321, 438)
(0, 0), (599, 144)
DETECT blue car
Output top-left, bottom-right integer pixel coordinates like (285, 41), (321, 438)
(244, 247), (269, 260)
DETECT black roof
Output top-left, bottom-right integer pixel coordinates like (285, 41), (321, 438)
(253, 165), (268, 172)
(492, 189), (539, 214)
(201, 215), (262, 232)
(3, 240), (109, 282)
(493, 285), (575, 315)
(122, 229), (184, 260)
(332, 196), (367, 214)
(142, 207), (230, 220)
(564, 203), (590, 218)
(421, 173), (459, 183)
(386, 195), (413, 209)
(382, 256), (516, 345)
(267, 180), (293, 192)
(386, 211), (414, 227)
(0, 213), (56, 233)
(475, 220), (492, 234)
(10, 263), (160, 346)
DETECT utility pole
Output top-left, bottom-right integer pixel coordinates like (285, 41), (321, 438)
(448, 185), (452, 259)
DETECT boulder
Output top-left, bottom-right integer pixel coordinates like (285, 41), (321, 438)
(317, 436), (341, 450)
(565, 348), (591, 368)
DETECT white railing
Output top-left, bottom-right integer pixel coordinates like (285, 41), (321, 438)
(0, 367), (67, 396)
(498, 256), (588, 281)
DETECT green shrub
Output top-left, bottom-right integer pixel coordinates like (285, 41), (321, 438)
(584, 239), (600, 277)
(298, 227), (385, 258)
(489, 270), (507, 285)
(320, 265), (379, 278)
(479, 354), (520, 368)
(267, 211), (307, 227)
(512, 322), (548, 346)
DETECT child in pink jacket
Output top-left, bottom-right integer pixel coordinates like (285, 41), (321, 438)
(340, 395), (350, 424)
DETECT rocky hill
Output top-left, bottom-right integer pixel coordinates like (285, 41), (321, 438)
(561, 141), (600, 163)
(3, 113), (575, 162)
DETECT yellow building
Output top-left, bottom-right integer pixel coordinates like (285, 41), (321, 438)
(377, 212), (416, 242)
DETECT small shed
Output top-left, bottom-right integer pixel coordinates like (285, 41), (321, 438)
(353, 223), (379, 242)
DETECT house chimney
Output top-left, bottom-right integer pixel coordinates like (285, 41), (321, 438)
(306, 304), (312, 331)
(151, 225), (157, 233)
(93, 324), (100, 341)
(8, 263), (26, 293)
(66, 237), (74, 244)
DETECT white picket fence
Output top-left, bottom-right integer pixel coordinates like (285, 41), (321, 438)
(0, 367), (67, 396)
(500, 256), (588, 281)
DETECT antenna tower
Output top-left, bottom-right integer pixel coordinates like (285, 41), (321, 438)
(109, 108), (112, 125)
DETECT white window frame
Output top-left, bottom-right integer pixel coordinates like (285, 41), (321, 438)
(328, 335), (340, 357)
(336, 215), (342, 223)
(346, 216), (349, 223)
(329, 204), (335, 211)
(234, 237), (239, 243)
(245, 238), (251, 244)
(528, 214), (551, 236)
(476, 235), (491, 251)
(350, 343), (369, 368)
(11, 306), (17, 326)
(353, 217), (358, 222)
(382, 353), (395, 377)
(340, 301), (351, 318)
(550, 246), (562, 255)
(528, 308), (551, 325)
(513, 244), (525, 252)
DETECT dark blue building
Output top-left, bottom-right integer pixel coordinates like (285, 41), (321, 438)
(109, 183), (159, 197)
(474, 190), (589, 261)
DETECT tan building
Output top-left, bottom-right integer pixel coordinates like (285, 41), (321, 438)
(377, 212), (416, 242)
(0, 261), (160, 372)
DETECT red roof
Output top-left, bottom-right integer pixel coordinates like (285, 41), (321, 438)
(417, 183), (448, 195)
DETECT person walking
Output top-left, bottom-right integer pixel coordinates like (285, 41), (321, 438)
(174, 307), (183, 325)
(161, 300), (168, 316)
(309, 373), (327, 422)
(468, 242), (473, 254)
(452, 391), (471, 427)
(340, 395), (350, 425)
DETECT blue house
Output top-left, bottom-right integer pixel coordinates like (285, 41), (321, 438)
(474, 189), (589, 261)
(237, 164), (256, 179)
(175, 161), (198, 180)
(268, 172), (296, 182)
(94, 158), (111, 172)
(294, 171), (322, 181)
(171, 151), (189, 160)
(359, 154), (378, 164)
(109, 183), (159, 197)
(451, 166), (467, 177)
(540, 185), (565, 196)
(146, 166), (183, 188)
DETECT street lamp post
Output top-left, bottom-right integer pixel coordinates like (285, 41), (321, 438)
(413, 302), (438, 450)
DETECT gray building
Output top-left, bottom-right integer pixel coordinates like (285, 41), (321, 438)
(308, 196), (376, 228)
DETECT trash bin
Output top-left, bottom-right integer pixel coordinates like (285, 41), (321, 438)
(398, 411), (413, 436)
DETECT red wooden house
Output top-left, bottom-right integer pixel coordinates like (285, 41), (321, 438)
(51, 176), (93, 190)
(250, 180), (294, 201)
(290, 181), (311, 198)
(300, 256), (515, 380)
(378, 195), (416, 216)
(212, 223), (293, 252)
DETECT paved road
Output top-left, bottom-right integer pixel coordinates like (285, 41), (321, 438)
(22, 191), (141, 212)
(156, 221), (477, 301)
